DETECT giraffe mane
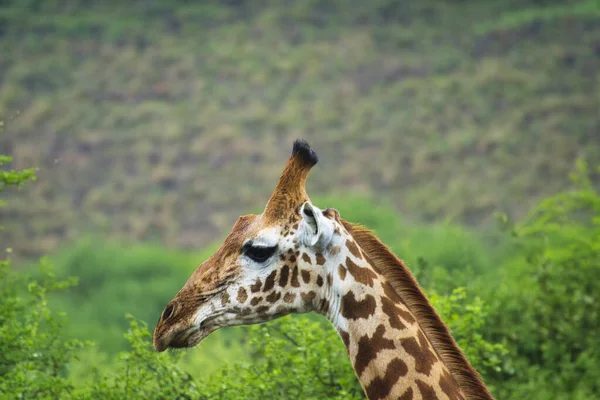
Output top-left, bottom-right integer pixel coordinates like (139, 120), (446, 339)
(341, 219), (494, 400)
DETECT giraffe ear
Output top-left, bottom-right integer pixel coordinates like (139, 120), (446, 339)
(299, 202), (334, 249)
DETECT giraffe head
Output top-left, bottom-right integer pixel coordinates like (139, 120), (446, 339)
(153, 140), (347, 352)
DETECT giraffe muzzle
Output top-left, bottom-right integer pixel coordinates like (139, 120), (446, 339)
(154, 310), (226, 352)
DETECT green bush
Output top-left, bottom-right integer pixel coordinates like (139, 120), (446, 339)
(0, 258), (90, 398)
(486, 161), (600, 399)
(0, 154), (36, 198)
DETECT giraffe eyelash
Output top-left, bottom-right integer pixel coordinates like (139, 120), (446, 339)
(243, 244), (278, 263)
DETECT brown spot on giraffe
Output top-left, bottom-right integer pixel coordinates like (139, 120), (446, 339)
(283, 292), (296, 303)
(418, 330), (440, 367)
(346, 257), (377, 287)
(279, 265), (289, 287)
(235, 307), (251, 316)
(341, 292), (377, 320)
(326, 273), (333, 287)
(266, 291), (281, 303)
(220, 291), (230, 307)
(318, 298), (329, 314)
(236, 287), (248, 303)
(396, 305), (416, 325)
(300, 291), (316, 306)
(250, 297), (262, 306)
(364, 357), (409, 400)
(400, 331), (438, 376)
(274, 305), (287, 315)
(415, 379), (436, 399)
(382, 280), (399, 300)
(290, 266), (300, 287)
(256, 306), (270, 316)
(440, 370), (465, 400)
(338, 264), (347, 280)
(346, 239), (362, 259)
(250, 279), (262, 293)
(332, 244), (342, 255)
(322, 207), (338, 220)
(316, 275), (324, 287)
(354, 325), (395, 377)
(301, 269), (311, 284)
(315, 252), (326, 265)
(263, 270), (277, 292)
(398, 387), (414, 400)
(381, 296), (407, 331)
(381, 281), (416, 324)
(301, 253), (311, 264)
(338, 329), (351, 349)
(289, 254), (297, 262)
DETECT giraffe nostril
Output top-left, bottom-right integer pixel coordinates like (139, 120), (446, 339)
(161, 304), (176, 322)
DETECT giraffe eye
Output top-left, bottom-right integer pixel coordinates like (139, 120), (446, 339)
(244, 245), (277, 263)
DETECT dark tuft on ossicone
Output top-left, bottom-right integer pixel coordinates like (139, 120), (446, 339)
(292, 139), (318, 167)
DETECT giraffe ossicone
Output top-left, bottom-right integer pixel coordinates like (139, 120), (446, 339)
(153, 139), (494, 400)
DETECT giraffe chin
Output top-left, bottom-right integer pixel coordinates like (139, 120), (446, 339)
(155, 323), (217, 352)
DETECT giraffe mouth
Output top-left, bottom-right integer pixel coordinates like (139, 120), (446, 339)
(161, 312), (227, 351)
(168, 326), (201, 349)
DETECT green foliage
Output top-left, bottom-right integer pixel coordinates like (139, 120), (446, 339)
(197, 316), (364, 400)
(487, 161), (600, 399)
(0, 154), (36, 202)
(0, 121), (36, 195)
(0, 258), (90, 398)
(79, 319), (203, 400)
(431, 288), (508, 383)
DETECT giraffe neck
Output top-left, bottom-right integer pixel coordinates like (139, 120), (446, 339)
(319, 250), (466, 400)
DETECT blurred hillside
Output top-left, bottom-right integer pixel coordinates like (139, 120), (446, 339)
(1, 0), (599, 258)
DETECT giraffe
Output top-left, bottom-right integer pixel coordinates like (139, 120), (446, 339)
(153, 140), (494, 400)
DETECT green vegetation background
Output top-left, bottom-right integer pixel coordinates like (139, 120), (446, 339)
(2, 0), (600, 399)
